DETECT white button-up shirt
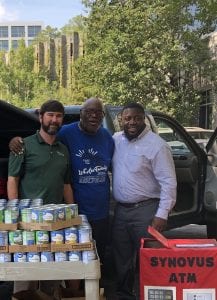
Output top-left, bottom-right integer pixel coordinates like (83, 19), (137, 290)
(112, 126), (177, 220)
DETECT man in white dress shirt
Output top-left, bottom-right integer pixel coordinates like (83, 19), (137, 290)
(112, 102), (177, 300)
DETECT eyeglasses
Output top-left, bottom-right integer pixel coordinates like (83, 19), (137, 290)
(81, 109), (105, 117)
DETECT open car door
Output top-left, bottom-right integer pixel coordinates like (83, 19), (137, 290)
(150, 112), (208, 230)
(203, 127), (217, 238)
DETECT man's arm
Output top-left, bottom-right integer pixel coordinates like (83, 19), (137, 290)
(7, 176), (20, 200)
(63, 184), (74, 204)
(9, 137), (24, 155)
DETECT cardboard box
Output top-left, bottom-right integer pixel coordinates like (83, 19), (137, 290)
(51, 242), (93, 252)
(19, 217), (82, 231)
(140, 226), (217, 300)
(0, 245), (8, 252)
(9, 244), (50, 253)
(0, 223), (17, 230)
(8, 242), (93, 253)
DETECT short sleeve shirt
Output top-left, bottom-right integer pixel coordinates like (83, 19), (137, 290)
(8, 131), (71, 204)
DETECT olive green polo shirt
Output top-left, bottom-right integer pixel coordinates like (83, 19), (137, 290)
(8, 131), (71, 204)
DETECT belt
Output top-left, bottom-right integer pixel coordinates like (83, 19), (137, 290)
(118, 198), (159, 208)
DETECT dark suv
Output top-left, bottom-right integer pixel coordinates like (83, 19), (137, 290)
(1, 99), (217, 238)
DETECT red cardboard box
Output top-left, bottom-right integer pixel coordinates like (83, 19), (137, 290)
(140, 226), (217, 300)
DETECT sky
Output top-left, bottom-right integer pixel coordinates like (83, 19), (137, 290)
(0, 0), (86, 29)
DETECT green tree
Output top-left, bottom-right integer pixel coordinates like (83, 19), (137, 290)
(78, 0), (217, 123)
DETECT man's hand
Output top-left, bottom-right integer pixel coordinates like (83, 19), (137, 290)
(9, 137), (24, 155)
(151, 216), (167, 232)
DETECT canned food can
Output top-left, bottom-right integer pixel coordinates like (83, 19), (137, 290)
(55, 207), (65, 221)
(41, 251), (54, 262)
(78, 225), (92, 243)
(21, 208), (32, 223)
(35, 230), (49, 245)
(63, 205), (71, 220)
(31, 198), (43, 207)
(4, 208), (19, 224)
(27, 252), (40, 262)
(9, 230), (23, 245)
(69, 204), (78, 218)
(22, 230), (35, 245)
(19, 199), (31, 210)
(13, 252), (27, 262)
(64, 227), (78, 244)
(42, 208), (56, 223)
(0, 231), (8, 246)
(7, 199), (19, 207)
(51, 230), (64, 244)
(54, 252), (68, 262)
(68, 251), (81, 261)
(82, 250), (96, 264)
(31, 208), (43, 223)
(0, 199), (7, 207)
(79, 214), (88, 224)
(0, 207), (4, 223)
(0, 253), (11, 263)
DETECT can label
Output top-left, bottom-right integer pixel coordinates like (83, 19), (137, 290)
(13, 252), (27, 262)
(31, 208), (43, 223)
(41, 251), (54, 262)
(68, 251), (81, 261)
(82, 250), (96, 264)
(42, 208), (56, 223)
(35, 230), (49, 244)
(0, 231), (8, 246)
(9, 230), (23, 245)
(0, 253), (11, 263)
(55, 207), (65, 221)
(0, 207), (4, 223)
(22, 230), (35, 245)
(64, 227), (78, 244)
(78, 226), (92, 243)
(4, 208), (18, 224)
(69, 204), (78, 218)
(21, 208), (32, 223)
(27, 252), (40, 262)
(51, 230), (64, 244)
(54, 252), (68, 262)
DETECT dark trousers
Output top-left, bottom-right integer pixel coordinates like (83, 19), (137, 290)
(88, 216), (109, 267)
(112, 199), (159, 300)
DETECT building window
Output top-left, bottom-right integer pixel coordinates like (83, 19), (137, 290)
(0, 40), (9, 51)
(0, 26), (8, 38)
(11, 26), (25, 37)
(28, 26), (42, 37)
(11, 40), (19, 49)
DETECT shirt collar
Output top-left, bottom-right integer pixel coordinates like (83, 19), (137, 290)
(36, 130), (59, 145)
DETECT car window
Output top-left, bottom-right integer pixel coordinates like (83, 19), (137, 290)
(156, 121), (191, 155)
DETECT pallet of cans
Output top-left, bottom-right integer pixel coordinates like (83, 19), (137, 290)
(19, 202), (82, 231)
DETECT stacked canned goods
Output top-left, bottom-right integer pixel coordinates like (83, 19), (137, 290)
(0, 199), (97, 264)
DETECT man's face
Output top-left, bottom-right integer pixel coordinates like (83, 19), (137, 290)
(40, 111), (64, 135)
(121, 108), (145, 140)
(80, 102), (105, 134)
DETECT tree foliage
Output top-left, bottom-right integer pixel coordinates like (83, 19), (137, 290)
(77, 0), (217, 123)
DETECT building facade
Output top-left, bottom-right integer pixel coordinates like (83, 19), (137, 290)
(0, 21), (44, 51)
